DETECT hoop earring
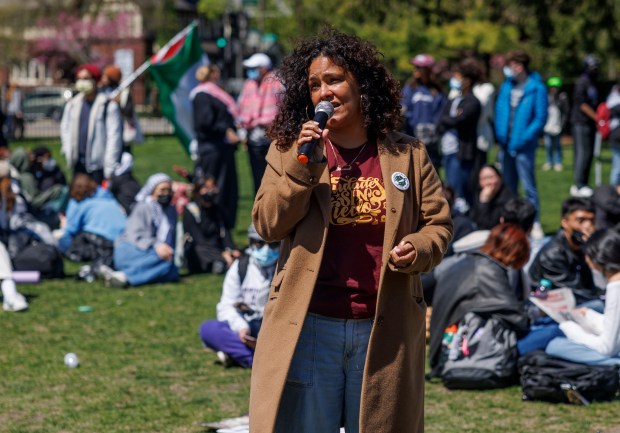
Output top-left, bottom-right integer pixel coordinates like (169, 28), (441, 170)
(305, 104), (314, 120)
(360, 94), (369, 114)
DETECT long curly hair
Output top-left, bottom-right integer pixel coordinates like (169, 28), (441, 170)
(267, 27), (402, 151)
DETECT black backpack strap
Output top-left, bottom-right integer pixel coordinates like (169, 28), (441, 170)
(237, 254), (250, 284)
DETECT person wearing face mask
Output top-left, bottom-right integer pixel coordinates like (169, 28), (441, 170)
(569, 55), (601, 199)
(495, 50), (548, 241)
(198, 224), (278, 368)
(190, 64), (239, 229)
(236, 53), (284, 194)
(437, 59), (482, 209)
(183, 176), (241, 274)
(7, 147), (67, 229)
(60, 63), (123, 184)
(100, 173), (179, 287)
(544, 229), (620, 365)
(529, 198), (600, 306)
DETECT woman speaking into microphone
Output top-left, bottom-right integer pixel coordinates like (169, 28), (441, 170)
(251, 27), (453, 433)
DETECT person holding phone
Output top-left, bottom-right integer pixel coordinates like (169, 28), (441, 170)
(198, 224), (278, 367)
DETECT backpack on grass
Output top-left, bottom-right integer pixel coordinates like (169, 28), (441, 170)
(518, 350), (619, 404)
(433, 312), (519, 390)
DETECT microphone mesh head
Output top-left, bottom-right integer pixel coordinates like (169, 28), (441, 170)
(314, 101), (334, 118)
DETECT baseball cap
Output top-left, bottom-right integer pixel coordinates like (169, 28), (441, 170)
(547, 77), (562, 87)
(243, 53), (272, 69)
(247, 223), (264, 242)
(410, 54), (435, 68)
(76, 63), (101, 81)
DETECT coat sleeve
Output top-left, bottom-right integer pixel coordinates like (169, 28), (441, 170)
(103, 101), (123, 179)
(252, 143), (327, 242)
(391, 144), (453, 274)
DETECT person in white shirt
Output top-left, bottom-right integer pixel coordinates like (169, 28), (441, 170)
(546, 229), (620, 365)
(198, 224), (278, 367)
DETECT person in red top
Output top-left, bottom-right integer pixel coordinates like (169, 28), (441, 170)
(250, 27), (452, 433)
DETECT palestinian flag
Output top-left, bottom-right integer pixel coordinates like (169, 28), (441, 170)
(149, 22), (207, 154)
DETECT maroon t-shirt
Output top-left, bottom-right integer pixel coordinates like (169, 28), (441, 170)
(308, 140), (386, 319)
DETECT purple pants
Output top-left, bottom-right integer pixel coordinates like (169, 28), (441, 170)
(199, 320), (255, 368)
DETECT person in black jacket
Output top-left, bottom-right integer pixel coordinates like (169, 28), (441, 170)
(183, 176), (241, 274)
(469, 164), (516, 230)
(191, 65), (239, 229)
(437, 59), (482, 208)
(429, 223), (530, 370)
(529, 197), (599, 305)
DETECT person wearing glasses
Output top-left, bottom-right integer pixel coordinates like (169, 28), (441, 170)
(198, 224), (278, 367)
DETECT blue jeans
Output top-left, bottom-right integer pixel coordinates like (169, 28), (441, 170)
(611, 146), (620, 186)
(501, 148), (540, 219)
(274, 313), (373, 433)
(442, 153), (474, 204)
(517, 322), (564, 356)
(546, 337), (620, 366)
(543, 133), (562, 165)
(572, 123), (595, 188)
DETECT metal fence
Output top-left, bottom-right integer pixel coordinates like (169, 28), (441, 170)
(21, 117), (173, 140)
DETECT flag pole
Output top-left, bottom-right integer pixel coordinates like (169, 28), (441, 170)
(108, 20), (199, 100)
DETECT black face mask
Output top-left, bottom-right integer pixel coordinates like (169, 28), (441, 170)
(571, 230), (585, 246)
(157, 194), (172, 207)
(201, 192), (217, 204)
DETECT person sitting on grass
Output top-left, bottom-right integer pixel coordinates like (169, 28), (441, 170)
(100, 173), (178, 287)
(183, 176), (241, 274)
(198, 224), (278, 368)
(58, 174), (127, 281)
(545, 229), (620, 365)
(528, 197), (599, 306)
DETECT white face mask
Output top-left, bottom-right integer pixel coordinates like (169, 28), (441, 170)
(75, 79), (95, 94)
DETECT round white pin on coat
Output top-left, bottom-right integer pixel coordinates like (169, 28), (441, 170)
(391, 172), (410, 191)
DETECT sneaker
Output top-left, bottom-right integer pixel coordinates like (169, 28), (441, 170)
(542, 162), (552, 171)
(98, 265), (128, 288)
(3, 292), (28, 312)
(216, 351), (235, 368)
(570, 185), (580, 197)
(531, 222), (545, 241)
(553, 163), (563, 172)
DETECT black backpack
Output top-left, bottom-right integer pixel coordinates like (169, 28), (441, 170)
(518, 351), (619, 404)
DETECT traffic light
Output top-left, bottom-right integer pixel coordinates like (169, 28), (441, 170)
(216, 37), (228, 49)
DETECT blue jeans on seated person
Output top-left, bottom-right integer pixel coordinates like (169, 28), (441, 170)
(113, 241), (179, 286)
(274, 313), (373, 433)
(546, 337), (620, 366)
(517, 319), (564, 356)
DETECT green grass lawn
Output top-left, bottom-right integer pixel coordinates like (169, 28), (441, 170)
(1, 136), (618, 433)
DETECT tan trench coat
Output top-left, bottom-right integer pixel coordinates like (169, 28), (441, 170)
(250, 132), (453, 433)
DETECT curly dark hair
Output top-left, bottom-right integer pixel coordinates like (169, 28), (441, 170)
(267, 27), (402, 151)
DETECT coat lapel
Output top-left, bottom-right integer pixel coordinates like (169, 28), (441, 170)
(378, 137), (411, 277)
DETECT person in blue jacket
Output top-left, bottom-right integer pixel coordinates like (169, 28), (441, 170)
(495, 50), (547, 239)
(59, 174), (127, 276)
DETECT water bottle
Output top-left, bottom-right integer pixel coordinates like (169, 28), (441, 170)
(64, 352), (79, 368)
(532, 278), (552, 299)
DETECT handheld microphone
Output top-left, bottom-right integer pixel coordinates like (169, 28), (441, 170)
(297, 101), (334, 164)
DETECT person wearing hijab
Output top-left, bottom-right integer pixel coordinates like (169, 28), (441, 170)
(100, 173), (178, 287)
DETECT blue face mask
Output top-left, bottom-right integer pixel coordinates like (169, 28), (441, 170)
(246, 68), (260, 81)
(449, 77), (462, 90)
(251, 244), (279, 267)
(503, 66), (515, 79)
